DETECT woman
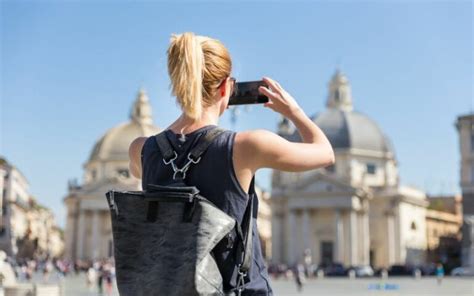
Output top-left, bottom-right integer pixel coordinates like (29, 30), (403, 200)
(128, 32), (334, 295)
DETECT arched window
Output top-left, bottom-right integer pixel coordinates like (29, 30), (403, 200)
(411, 221), (417, 231)
(334, 89), (340, 102)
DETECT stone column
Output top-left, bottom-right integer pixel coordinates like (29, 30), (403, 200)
(387, 213), (395, 266)
(349, 210), (358, 265)
(467, 216), (474, 270)
(302, 209), (311, 251)
(91, 211), (100, 260)
(394, 208), (401, 263)
(287, 209), (297, 264)
(362, 211), (370, 265)
(76, 210), (86, 260)
(271, 213), (282, 263)
(335, 209), (344, 262)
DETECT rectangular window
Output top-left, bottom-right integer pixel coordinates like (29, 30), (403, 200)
(321, 241), (334, 265)
(366, 163), (376, 175)
(471, 166), (474, 184)
(471, 133), (474, 152)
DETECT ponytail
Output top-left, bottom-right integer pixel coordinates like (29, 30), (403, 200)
(167, 32), (204, 120)
(167, 32), (232, 121)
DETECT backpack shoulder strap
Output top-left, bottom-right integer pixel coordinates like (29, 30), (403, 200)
(187, 127), (226, 161)
(240, 175), (255, 272)
(154, 126), (226, 163)
(154, 131), (177, 163)
(154, 127), (227, 180)
(234, 175), (256, 293)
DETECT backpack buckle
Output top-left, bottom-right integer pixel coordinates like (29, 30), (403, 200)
(236, 268), (247, 295)
(172, 169), (186, 180)
(168, 154), (202, 180)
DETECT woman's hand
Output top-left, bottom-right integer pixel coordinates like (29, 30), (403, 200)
(258, 77), (302, 118)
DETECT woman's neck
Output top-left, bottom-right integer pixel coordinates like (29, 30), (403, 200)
(168, 107), (220, 134)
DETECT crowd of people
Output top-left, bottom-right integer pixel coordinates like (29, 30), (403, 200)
(0, 252), (116, 295)
(1, 251), (456, 295)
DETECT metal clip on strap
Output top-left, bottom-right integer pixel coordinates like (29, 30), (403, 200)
(169, 154), (202, 180)
(236, 267), (247, 296)
(162, 150), (177, 165)
(154, 127), (225, 180)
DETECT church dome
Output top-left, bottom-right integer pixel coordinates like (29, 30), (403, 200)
(280, 70), (395, 155)
(312, 108), (394, 153)
(87, 89), (161, 163)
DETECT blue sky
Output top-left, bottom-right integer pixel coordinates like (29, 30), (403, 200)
(1, 0), (472, 227)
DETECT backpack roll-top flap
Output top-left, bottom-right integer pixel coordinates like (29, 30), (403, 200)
(143, 191), (196, 201)
(147, 183), (200, 195)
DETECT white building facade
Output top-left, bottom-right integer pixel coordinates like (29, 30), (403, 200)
(0, 157), (64, 259)
(456, 113), (474, 269)
(271, 70), (428, 268)
(63, 89), (161, 261)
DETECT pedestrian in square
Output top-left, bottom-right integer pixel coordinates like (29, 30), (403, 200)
(436, 263), (444, 285)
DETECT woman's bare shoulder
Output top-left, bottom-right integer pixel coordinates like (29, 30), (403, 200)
(129, 136), (148, 157)
(233, 129), (280, 171)
(128, 137), (148, 179)
(234, 129), (281, 150)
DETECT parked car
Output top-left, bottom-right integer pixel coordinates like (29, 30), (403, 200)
(323, 262), (347, 276)
(388, 265), (416, 276)
(450, 266), (474, 277)
(348, 265), (374, 277)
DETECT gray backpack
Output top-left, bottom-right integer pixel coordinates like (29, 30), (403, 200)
(105, 127), (254, 296)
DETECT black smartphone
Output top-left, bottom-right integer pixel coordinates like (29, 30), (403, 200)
(228, 80), (269, 105)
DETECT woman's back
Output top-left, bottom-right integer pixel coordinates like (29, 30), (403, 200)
(141, 124), (273, 295)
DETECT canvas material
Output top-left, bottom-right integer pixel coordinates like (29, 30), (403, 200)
(106, 188), (238, 296)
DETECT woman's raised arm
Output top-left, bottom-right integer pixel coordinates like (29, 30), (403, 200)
(238, 77), (335, 172)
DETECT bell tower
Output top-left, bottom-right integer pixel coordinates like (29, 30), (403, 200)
(326, 69), (353, 112)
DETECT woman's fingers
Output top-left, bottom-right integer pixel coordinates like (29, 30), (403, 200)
(262, 77), (282, 94)
(258, 86), (276, 109)
(263, 101), (275, 110)
(259, 76), (301, 117)
(258, 86), (279, 100)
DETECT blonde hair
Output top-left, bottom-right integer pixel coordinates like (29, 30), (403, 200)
(167, 32), (232, 120)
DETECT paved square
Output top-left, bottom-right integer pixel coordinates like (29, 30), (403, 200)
(58, 274), (473, 296)
(269, 277), (473, 296)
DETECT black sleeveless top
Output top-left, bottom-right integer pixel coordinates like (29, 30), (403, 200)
(141, 125), (273, 295)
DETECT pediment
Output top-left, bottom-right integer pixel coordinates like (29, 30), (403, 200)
(288, 171), (357, 195)
(76, 176), (140, 198)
